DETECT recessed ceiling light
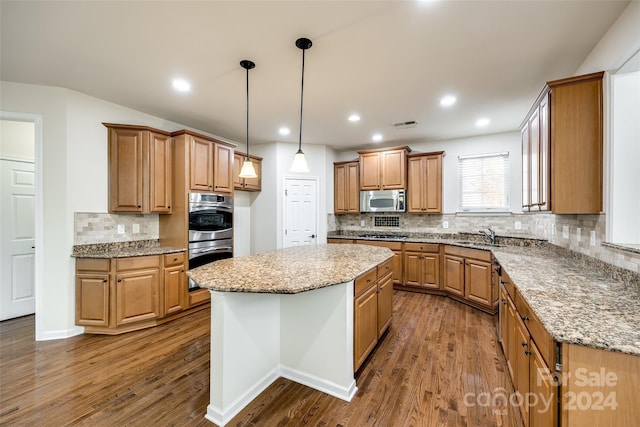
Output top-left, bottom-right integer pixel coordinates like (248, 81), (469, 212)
(476, 118), (490, 127)
(172, 78), (191, 92)
(348, 114), (361, 122)
(440, 95), (457, 107)
(372, 133), (383, 142)
(279, 127), (290, 136)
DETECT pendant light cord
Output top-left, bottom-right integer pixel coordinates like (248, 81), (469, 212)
(298, 48), (305, 153)
(245, 66), (250, 159)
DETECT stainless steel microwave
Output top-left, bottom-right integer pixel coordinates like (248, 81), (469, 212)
(360, 190), (405, 213)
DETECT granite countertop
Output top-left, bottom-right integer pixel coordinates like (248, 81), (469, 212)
(72, 239), (185, 258)
(186, 244), (393, 294)
(329, 232), (640, 356)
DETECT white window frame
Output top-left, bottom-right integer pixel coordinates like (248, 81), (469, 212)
(458, 152), (510, 213)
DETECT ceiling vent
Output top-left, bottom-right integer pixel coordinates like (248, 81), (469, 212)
(392, 120), (417, 129)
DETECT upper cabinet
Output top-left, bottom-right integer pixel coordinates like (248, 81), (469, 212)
(233, 151), (262, 192)
(406, 151), (443, 213)
(172, 130), (235, 195)
(522, 71), (603, 214)
(105, 123), (172, 214)
(334, 161), (359, 214)
(358, 146), (410, 190)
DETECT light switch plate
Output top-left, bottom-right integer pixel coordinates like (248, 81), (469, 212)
(117, 224), (125, 235)
(562, 225), (569, 239)
(514, 221), (522, 230)
(442, 221), (449, 229)
(590, 230), (596, 246)
(360, 220), (365, 227)
(132, 223), (140, 234)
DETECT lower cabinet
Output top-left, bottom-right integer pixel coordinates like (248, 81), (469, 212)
(355, 240), (403, 286)
(354, 258), (393, 372)
(443, 254), (465, 296)
(443, 245), (497, 313)
(403, 243), (440, 290)
(75, 251), (202, 334)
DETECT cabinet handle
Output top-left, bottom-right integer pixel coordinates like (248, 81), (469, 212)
(502, 299), (507, 305)
(102, 279), (107, 283)
(521, 315), (530, 321)
(173, 258), (178, 262)
(117, 278), (122, 283)
(521, 341), (528, 348)
(181, 270), (184, 273)
(208, 185), (212, 188)
(525, 350), (532, 356)
(137, 205), (141, 208)
(167, 205), (171, 209)
(367, 279), (371, 283)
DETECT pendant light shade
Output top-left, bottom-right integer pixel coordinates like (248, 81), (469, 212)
(239, 59), (258, 179)
(290, 37), (312, 173)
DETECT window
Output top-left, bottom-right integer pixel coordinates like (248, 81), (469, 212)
(458, 152), (509, 211)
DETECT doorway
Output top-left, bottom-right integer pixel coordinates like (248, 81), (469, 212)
(0, 113), (41, 327)
(283, 177), (318, 248)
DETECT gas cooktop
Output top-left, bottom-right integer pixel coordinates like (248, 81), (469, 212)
(358, 233), (408, 240)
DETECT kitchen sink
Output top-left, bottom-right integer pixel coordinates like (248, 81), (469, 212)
(454, 240), (504, 248)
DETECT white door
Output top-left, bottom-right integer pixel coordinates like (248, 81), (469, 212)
(0, 159), (36, 320)
(283, 178), (318, 247)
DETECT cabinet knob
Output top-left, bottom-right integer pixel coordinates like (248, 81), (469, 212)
(367, 279), (371, 283)
(181, 270), (184, 273)
(137, 205), (141, 208)
(502, 299), (507, 305)
(102, 279), (107, 283)
(521, 315), (530, 321)
(167, 205), (171, 209)
(521, 341), (528, 348)
(173, 258), (177, 261)
(208, 185), (212, 188)
(117, 278), (122, 283)
(525, 350), (532, 356)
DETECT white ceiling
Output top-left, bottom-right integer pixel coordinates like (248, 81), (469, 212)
(0, 1), (630, 151)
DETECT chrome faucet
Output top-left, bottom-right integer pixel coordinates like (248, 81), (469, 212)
(478, 228), (496, 245)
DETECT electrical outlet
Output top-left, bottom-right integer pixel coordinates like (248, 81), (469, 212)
(562, 225), (569, 239)
(514, 221), (522, 230)
(117, 224), (125, 235)
(442, 221), (449, 229)
(576, 227), (582, 242)
(360, 220), (365, 227)
(590, 230), (596, 246)
(132, 223), (140, 234)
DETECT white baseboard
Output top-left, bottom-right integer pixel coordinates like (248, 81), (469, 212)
(37, 325), (84, 341)
(205, 367), (280, 427)
(279, 365), (358, 402)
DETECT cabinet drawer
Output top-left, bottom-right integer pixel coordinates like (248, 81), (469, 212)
(76, 258), (110, 272)
(444, 245), (492, 262)
(524, 305), (555, 368)
(378, 258), (393, 278)
(328, 238), (354, 244)
(117, 255), (160, 271)
(164, 252), (185, 267)
(358, 240), (403, 251)
(404, 242), (438, 253)
(501, 271), (516, 300)
(189, 288), (210, 306)
(355, 267), (377, 296)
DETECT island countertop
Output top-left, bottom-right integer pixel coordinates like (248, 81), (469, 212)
(187, 244), (393, 294)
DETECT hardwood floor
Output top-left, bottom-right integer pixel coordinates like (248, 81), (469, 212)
(0, 291), (523, 427)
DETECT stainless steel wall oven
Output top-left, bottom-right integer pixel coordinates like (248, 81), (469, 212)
(188, 192), (233, 290)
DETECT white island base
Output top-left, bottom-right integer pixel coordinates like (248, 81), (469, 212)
(205, 281), (357, 426)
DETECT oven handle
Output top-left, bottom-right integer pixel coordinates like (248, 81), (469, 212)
(189, 246), (233, 257)
(189, 204), (232, 213)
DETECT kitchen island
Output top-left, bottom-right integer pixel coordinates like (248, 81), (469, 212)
(187, 244), (393, 427)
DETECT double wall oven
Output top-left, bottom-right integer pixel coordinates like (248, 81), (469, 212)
(188, 192), (233, 290)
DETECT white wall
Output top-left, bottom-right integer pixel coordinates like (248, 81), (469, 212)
(233, 191), (252, 257)
(0, 120), (35, 160)
(336, 131), (522, 213)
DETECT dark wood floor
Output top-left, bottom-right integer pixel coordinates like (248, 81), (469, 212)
(0, 291), (523, 427)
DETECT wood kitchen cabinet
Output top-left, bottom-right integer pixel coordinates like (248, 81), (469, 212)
(358, 146), (410, 190)
(443, 245), (497, 313)
(327, 238), (355, 244)
(75, 251), (203, 334)
(105, 124), (173, 214)
(402, 242), (439, 290)
(377, 262), (393, 337)
(333, 161), (360, 213)
(522, 71), (603, 214)
(407, 151), (443, 213)
(233, 151), (262, 192)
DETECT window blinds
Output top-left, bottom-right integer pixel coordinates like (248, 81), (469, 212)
(458, 152), (509, 211)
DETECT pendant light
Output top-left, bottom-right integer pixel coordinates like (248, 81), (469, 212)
(290, 37), (312, 173)
(239, 59), (258, 179)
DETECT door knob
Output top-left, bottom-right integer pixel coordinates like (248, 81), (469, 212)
(310, 234), (316, 239)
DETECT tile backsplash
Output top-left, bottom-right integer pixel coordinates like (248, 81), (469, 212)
(75, 212), (159, 244)
(331, 212), (640, 273)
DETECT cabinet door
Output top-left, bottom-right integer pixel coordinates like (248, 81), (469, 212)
(407, 156), (424, 213)
(538, 93), (550, 211)
(243, 157), (261, 191)
(190, 137), (213, 191)
(109, 127), (144, 213)
(424, 154), (442, 213)
(464, 258), (492, 307)
(334, 164), (347, 213)
(443, 255), (465, 297)
(346, 162), (360, 213)
(76, 274), (110, 327)
(500, 286), (510, 360)
(529, 340), (557, 427)
(148, 132), (172, 214)
(354, 284), (378, 371)
(515, 315), (531, 426)
(391, 250), (403, 285)
(359, 152), (381, 190)
(529, 107), (541, 209)
(381, 149), (405, 189)
(422, 252), (440, 289)
(164, 265), (186, 316)
(115, 269), (159, 326)
(521, 123), (530, 211)
(377, 273), (393, 337)
(233, 152), (244, 190)
(213, 143), (233, 194)
(506, 294), (518, 382)
(403, 251), (422, 287)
